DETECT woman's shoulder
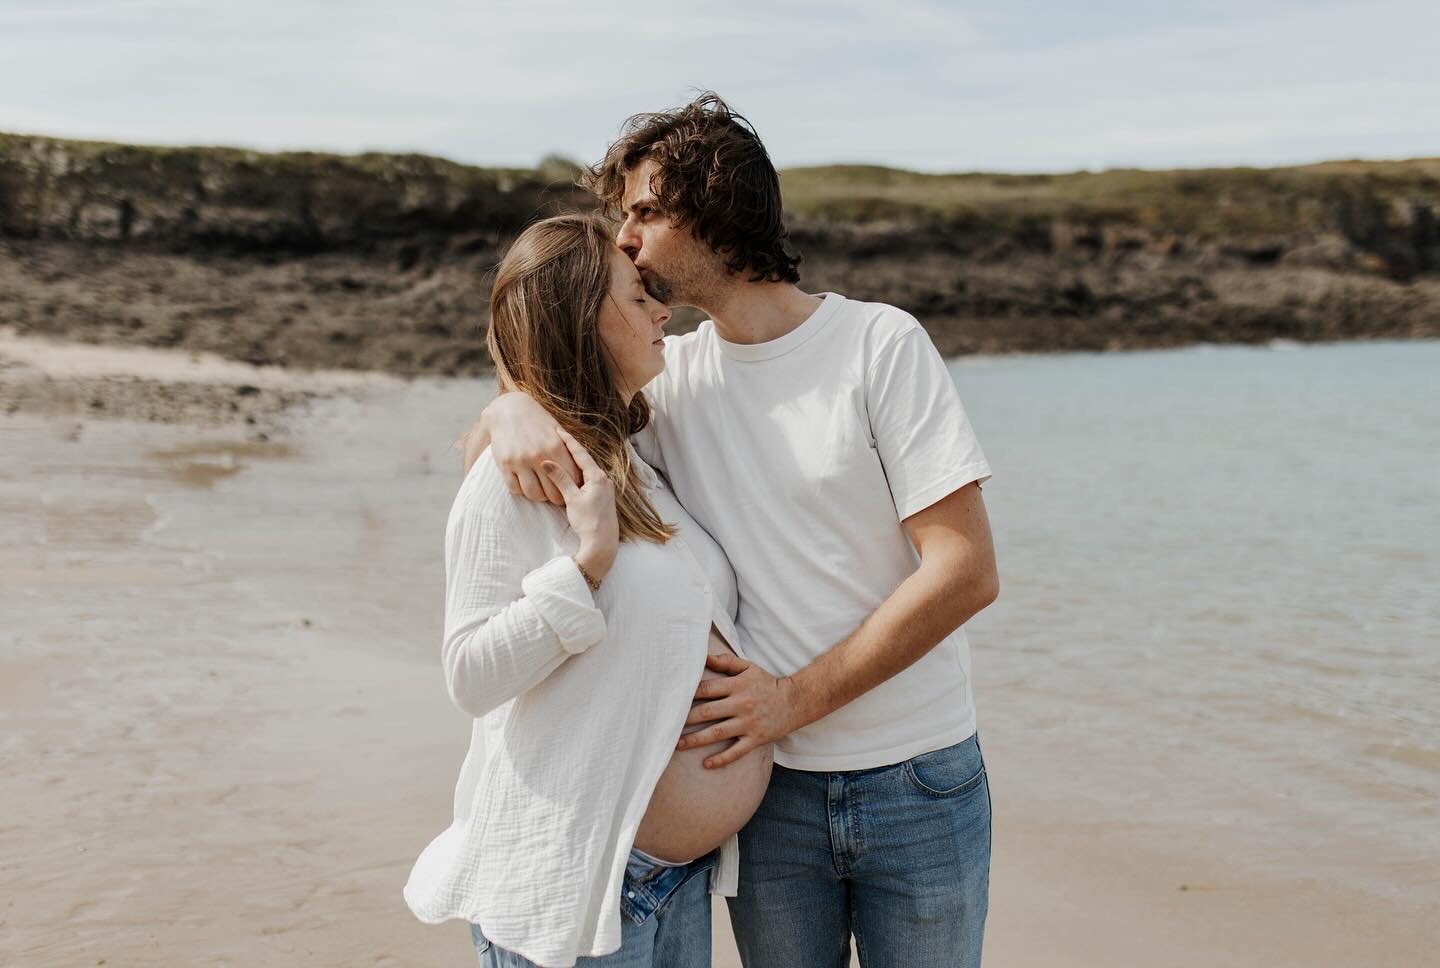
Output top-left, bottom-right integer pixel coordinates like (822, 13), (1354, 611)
(449, 448), (567, 542)
(457, 446), (506, 497)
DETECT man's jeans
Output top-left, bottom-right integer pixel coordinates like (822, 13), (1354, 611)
(727, 733), (991, 968)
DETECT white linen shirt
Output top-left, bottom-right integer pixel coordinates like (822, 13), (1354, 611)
(403, 446), (742, 968)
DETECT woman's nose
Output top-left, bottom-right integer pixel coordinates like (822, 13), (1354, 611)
(655, 305), (671, 327)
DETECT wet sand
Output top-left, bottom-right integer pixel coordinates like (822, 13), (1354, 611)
(2, 337), (1435, 967)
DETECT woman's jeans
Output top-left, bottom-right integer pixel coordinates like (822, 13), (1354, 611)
(469, 848), (716, 967)
(727, 733), (992, 968)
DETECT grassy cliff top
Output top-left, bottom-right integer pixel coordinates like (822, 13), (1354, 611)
(779, 159), (1440, 235)
(0, 131), (537, 181)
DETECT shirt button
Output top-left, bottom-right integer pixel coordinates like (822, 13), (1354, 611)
(626, 891), (636, 899)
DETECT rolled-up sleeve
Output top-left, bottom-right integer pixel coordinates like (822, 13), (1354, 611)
(520, 556), (608, 655)
(440, 466), (606, 718)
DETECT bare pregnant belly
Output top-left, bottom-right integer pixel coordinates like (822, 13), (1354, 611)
(633, 628), (775, 863)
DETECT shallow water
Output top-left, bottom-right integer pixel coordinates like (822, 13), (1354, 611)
(952, 340), (1440, 899)
(263, 337), (1439, 900)
(281, 338), (1436, 900)
(8, 337), (1433, 927)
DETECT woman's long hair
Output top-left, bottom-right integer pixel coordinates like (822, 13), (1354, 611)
(485, 214), (675, 544)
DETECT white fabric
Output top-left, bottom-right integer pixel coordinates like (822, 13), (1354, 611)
(403, 447), (742, 968)
(636, 292), (992, 771)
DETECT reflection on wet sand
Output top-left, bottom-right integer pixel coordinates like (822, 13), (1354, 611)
(146, 440), (298, 489)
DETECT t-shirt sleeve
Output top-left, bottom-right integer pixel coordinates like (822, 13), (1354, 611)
(866, 323), (992, 521)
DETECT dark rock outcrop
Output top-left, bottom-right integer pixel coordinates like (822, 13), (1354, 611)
(1, 134), (1436, 376)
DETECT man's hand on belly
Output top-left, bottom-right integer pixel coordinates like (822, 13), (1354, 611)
(677, 654), (799, 769)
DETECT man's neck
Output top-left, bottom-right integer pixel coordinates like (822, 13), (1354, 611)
(700, 281), (825, 346)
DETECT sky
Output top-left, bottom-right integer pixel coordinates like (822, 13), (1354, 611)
(2, 0), (1438, 174)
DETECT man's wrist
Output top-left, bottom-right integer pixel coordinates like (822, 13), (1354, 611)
(779, 672), (822, 734)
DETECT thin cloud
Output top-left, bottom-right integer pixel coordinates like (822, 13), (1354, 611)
(0, 0), (1434, 171)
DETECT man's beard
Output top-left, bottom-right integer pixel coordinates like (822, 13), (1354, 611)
(640, 271), (674, 306)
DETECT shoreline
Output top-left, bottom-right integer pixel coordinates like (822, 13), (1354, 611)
(3, 336), (1436, 966)
(6, 322), (1436, 422)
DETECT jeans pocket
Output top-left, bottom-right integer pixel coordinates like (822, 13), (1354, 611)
(620, 852), (666, 926)
(902, 734), (986, 798)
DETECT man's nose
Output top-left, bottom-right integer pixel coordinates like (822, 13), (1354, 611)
(615, 218), (640, 258)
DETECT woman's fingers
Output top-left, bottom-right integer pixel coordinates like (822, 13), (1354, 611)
(540, 461), (580, 502)
(536, 464), (567, 506)
(539, 476), (566, 507)
(556, 427), (604, 484)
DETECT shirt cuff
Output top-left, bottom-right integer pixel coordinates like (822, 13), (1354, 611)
(520, 555), (607, 655)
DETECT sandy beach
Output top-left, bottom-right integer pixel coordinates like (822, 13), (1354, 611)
(3, 333), (1436, 968)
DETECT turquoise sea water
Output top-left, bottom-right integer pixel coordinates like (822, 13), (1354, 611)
(952, 340), (1439, 898)
(77, 337), (1430, 901)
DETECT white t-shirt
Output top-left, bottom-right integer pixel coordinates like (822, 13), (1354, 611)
(636, 292), (992, 771)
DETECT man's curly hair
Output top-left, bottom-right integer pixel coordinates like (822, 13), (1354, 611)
(584, 92), (802, 285)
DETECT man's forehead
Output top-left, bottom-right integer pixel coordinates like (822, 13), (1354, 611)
(621, 161), (659, 208)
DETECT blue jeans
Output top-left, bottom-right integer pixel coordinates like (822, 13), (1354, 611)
(727, 733), (992, 968)
(469, 848), (716, 967)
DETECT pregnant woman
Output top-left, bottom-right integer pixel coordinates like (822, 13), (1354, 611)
(403, 213), (773, 968)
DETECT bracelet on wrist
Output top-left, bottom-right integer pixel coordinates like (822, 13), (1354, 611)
(573, 556), (602, 593)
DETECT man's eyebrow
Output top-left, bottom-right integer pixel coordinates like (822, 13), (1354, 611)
(625, 196), (656, 212)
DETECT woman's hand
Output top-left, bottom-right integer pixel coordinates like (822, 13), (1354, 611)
(541, 428), (619, 582)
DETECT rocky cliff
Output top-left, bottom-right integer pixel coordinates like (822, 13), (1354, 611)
(2, 133), (1436, 375)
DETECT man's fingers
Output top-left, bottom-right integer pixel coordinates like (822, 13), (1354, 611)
(704, 653), (751, 674)
(676, 719), (743, 751)
(684, 699), (733, 727)
(693, 676), (737, 701)
(515, 469), (549, 503)
(704, 736), (758, 770)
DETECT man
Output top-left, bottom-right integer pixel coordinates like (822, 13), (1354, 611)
(468, 93), (998, 967)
